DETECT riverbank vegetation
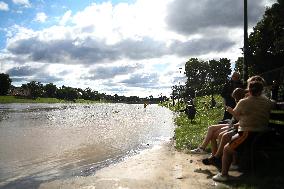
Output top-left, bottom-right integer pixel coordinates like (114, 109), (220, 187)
(0, 95), (102, 104)
(0, 74), (166, 104)
(162, 95), (224, 151)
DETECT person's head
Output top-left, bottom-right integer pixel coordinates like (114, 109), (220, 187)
(247, 75), (266, 86)
(231, 72), (240, 81)
(232, 88), (246, 102)
(248, 81), (263, 96)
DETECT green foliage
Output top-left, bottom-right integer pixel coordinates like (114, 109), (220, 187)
(171, 95), (224, 151)
(209, 58), (231, 93)
(247, 0), (284, 76)
(56, 86), (79, 101)
(44, 83), (57, 98)
(184, 58), (231, 97)
(185, 58), (208, 91)
(0, 96), (66, 103)
(24, 81), (44, 98)
(81, 87), (100, 101)
(0, 73), (12, 95)
(0, 96), (102, 103)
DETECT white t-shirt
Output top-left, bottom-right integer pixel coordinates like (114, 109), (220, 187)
(234, 95), (274, 132)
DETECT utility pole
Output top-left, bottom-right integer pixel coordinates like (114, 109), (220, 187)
(178, 67), (182, 107)
(243, 0), (249, 82)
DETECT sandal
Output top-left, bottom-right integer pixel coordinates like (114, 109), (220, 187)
(202, 156), (222, 169)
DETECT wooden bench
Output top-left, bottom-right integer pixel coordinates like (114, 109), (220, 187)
(238, 102), (284, 175)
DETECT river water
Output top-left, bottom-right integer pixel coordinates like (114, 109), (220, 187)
(0, 103), (175, 188)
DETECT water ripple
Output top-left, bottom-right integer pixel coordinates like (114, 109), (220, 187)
(0, 103), (175, 188)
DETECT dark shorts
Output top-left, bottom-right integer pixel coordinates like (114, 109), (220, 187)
(229, 131), (259, 152)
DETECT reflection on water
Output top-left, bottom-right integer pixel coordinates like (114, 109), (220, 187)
(0, 103), (175, 188)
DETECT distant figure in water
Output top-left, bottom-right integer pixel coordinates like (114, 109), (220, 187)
(144, 102), (148, 108)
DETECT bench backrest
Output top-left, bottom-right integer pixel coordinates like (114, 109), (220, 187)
(269, 102), (284, 136)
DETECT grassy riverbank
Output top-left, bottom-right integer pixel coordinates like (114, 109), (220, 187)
(163, 95), (284, 189)
(0, 96), (100, 104)
(162, 95), (224, 151)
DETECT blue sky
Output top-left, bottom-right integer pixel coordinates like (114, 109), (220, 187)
(0, 0), (276, 97)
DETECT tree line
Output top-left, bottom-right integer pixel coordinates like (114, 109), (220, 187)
(171, 57), (231, 103)
(0, 74), (166, 103)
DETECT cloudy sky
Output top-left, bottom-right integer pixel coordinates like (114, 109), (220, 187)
(0, 0), (276, 97)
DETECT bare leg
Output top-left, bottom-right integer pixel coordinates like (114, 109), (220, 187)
(199, 124), (228, 149)
(218, 130), (227, 142)
(210, 139), (218, 155)
(210, 127), (229, 155)
(221, 143), (235, 175)
(214, 131), (237, 158)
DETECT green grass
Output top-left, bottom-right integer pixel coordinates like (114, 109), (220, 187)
(163, 95), (224, 151)
(0, 96), (100, 103)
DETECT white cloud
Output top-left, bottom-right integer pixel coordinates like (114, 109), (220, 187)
(34, 12), (47, 23)
(2, 0), (275, 97)
(6, 25), (35, 43)
(71, 0), (177, 44)
(0, 1), (9, 11)
(12, 0), (31, 8)
(59, 10), (72, 26)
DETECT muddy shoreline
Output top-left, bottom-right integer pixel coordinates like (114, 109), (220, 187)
(39, 141), (239, 189)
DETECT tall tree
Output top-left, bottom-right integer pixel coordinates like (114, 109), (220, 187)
(185, 58), (208, 95)
(0, 73), (12, 95)
(184, 58), (231, 96)
(208, 58), (231, 93)
(248, 0), (284, 76)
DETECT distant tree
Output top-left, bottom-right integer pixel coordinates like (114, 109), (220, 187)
(56, 86), (79, 101)
(234, 57), (243, 74)
(128, 96), (140, 103)
(44, 83), (57, 98)
(234, 57), (255, 81)
(82, 87), (93, 100)
(149, 95), (154, 103)
(114, 94), (119, 102)
(25, 81), (44, 98)
(81, 87), (100, 101)
(171, 85), (178, 101)
(0, 73), (12, 95)
(184, 87), (195, 100)
(76, 88), (84, 99)
(208, 58), (231, 93)
(184, 58), (231, 96)
(185, 58), (208, 96)
(92, 90), (100, 101)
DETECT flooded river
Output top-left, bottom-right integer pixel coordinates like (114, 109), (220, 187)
(0, 103), (175, 188)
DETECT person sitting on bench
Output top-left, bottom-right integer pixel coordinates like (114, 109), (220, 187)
(190, 88), (246, 155)
(212, 79), (275, 182)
